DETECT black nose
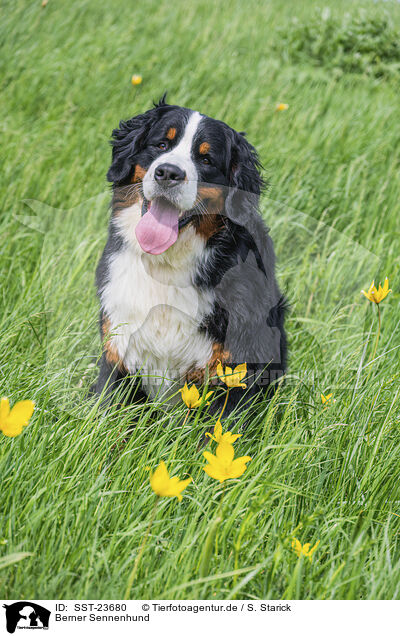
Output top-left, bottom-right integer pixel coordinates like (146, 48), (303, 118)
(154, 163), (186, 184)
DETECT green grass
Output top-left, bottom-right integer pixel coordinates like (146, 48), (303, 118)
(1, 0), (400, 600)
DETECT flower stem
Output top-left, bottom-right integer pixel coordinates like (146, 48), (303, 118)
(218, 388), (230, 422)
(219, 481), (227, 516)
(371, 304), (381, 363)
(182, 407), (191, 427)
(215, 481), (226, 555)
(366, 304), (381, 445)
(366, 304), (381, 384)
(124, 496), (159, 599)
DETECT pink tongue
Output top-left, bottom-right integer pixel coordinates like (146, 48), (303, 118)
(135, 198), (179, 255)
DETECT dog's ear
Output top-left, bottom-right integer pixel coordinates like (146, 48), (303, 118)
(225, 129), (265, 228)
(107, 107), (160, 185)
(224, 128), (271, 272)
(229, 130), (264, 198)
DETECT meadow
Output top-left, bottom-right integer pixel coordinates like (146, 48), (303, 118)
(1, 0), (400, 600)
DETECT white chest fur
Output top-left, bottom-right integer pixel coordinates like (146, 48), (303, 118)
(100, 203), (214, 401)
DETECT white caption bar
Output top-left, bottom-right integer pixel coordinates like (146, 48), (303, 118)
(1, 600), (398, 635)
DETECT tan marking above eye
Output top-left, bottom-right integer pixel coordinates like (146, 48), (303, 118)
(199, 142), (210, 155)
(166, 127), (176, 140)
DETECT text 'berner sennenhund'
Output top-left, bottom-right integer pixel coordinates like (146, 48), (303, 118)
(93, 96), (287, 421)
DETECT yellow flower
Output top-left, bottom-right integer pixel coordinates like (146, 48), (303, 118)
(291, 537), (320, 562)
(0, 398), (35, 438)
(131, 74), (143, 86)
(361, 278), (391, 304)
(216, 361), (247, 389)
(149, 461), (191, 501)
(276, 103), (289, 112)
(321, 393), (335, 406)
(205, 420), (242, 444)
(203, 441), (251, 483)
(179, 382), (213, 408)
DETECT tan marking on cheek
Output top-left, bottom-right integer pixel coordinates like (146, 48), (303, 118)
(199, 142), (210, 155)
(131, 164), (147, 183)
(102, 316), (126, 371)
(197, 185), (223, 201)
(195, 214), (223, 240)
(186, 343), (231, 385)
(166, 127), (176, 140)
(195, 185), (224, 239)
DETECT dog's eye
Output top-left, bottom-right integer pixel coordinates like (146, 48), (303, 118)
(158, 142), (168, 150)
(201, 156), (211, 165)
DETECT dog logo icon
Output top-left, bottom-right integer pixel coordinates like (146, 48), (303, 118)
(2, 602), (50, 633)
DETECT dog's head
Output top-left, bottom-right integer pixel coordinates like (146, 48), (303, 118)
(107, 96), (264, 254)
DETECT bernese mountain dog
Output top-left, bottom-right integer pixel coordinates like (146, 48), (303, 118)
(93, 96), (287, 421)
